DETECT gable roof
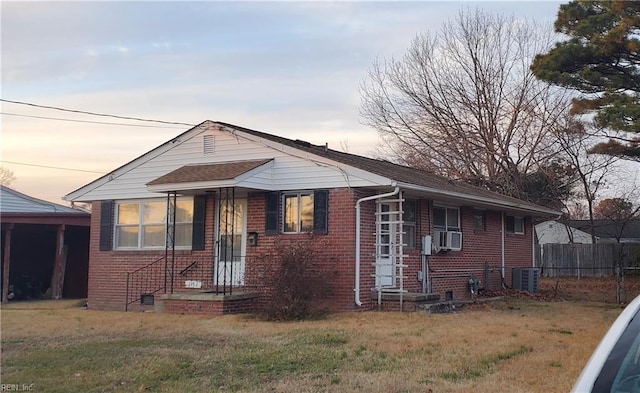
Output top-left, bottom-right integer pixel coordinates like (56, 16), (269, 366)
(1, 185), (86, 214)
(64, 120), (560, 217)
(216, 122), (560, 216)
(148, 159), (273, 186)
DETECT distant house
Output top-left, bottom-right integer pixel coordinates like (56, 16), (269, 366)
(535, 220), (593, 245)
(0, 186), (90, 303)
(565, 219), (640, 244)
(64, 121), (559, 313)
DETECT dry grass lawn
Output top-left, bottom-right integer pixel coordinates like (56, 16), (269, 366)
(1, 291), (629, 393)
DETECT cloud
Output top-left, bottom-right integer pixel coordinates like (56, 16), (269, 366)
(1, 0), (567, 203)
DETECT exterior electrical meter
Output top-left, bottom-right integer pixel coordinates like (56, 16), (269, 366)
(419, 235), (431, 293)
(421, 235), (432, 255)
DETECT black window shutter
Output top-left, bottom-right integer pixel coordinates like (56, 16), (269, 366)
(313, 190), (328, 235)
(99, 200), (113, 251)
(192, 195), (207, 250)
(265, 192), (280, 235)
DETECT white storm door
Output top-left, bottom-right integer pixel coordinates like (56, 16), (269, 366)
(217, 199), (247, 286)
(376, 202), (396, 287)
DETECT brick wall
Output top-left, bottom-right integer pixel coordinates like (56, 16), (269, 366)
(87, 190), (535, 312)
(243, 187), (360, 313)
(88, 199), (220, 311)
(161, 297), (254, 315)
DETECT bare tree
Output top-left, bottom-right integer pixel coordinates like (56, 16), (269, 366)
(360, 9), (572, 203)
(0, 167), (16, 186)
(552, 118), (619, 242)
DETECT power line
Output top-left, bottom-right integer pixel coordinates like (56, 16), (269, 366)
(0, 160), (106, 174)
(1, 112), (187, 128)
(0, 98), (196, 127)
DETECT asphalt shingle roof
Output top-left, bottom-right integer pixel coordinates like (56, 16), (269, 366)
(147, 159), (273, 186)
(216, 121), (556, 215)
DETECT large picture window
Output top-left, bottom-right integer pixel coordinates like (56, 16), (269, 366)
(114, 198), (194, 249)
(283, 192), (314, 233)
(433, 206), (460, 231)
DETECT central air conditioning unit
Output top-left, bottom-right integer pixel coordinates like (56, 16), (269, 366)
(512, 268), (539, 292)
(433, 230), (463, 252)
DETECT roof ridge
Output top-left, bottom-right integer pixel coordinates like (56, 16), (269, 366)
(214, 120), (545, 209)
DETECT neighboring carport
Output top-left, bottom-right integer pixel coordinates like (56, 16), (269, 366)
(1, 186), (90, 303)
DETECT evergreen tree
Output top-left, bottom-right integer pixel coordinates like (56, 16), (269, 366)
(531, 1), (640, 159)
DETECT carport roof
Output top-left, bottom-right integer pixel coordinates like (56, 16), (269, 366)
(1, 186), (90, 227)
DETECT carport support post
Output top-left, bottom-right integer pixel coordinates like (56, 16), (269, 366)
(51, 224), (66, 299)
(2, 224), (14, 304)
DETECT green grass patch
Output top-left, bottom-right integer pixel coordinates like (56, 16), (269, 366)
(548, 328), (573, 335)
(439, 345), (533, 382)
(2, 329), (401, 392)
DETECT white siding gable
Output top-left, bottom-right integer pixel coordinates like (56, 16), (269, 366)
(65, 121), (392, 202)
(535, 220), (593, 245)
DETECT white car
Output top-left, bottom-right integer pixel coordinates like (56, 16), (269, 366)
(572, 294), (640, 392)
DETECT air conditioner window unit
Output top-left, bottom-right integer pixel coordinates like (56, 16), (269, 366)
(448, 231), (462, 251)
(432, 230), (462, 252)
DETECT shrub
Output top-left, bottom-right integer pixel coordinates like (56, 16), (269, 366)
(258, 235), (331, 320)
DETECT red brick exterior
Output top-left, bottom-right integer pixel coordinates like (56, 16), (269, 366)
(160, 297), (255, 315)
(87, 188), (535, 312)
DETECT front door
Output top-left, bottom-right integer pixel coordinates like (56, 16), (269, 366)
(216, 198), (246, 286)
(376, 202), (396, 287)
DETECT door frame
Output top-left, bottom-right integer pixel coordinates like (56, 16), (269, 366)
(214, 197), (247, 287)
(375, 201), (397, 288)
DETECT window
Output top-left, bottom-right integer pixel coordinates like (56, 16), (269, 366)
(433, 206), (460, 231)
(473, 210), (486, 231)
(403, 199), (417, 248)
(114, 198), (194, 249)
(283, 192), (314, 233)
(505, 215), (524, 234)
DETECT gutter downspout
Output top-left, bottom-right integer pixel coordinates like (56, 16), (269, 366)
(355, 186), (400, 306)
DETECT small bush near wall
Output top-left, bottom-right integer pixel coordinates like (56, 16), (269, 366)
(258, 235), (331, 320)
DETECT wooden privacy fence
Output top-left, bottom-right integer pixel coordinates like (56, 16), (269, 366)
(536, 243), (640, 277)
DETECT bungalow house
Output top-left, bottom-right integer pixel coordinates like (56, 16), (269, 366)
(64, 121), (559, 313)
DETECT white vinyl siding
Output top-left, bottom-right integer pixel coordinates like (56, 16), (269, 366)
(67, 122), (388, 202)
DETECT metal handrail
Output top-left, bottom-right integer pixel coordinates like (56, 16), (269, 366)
(125, 255), (166, 311)
(179, 261), (198, 276)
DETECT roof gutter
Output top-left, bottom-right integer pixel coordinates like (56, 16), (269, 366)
(355, 186), (399, 306)
(396, 182), (561, 217)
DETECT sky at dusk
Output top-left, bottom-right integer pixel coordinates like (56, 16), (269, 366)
(2, 1), (569, 204)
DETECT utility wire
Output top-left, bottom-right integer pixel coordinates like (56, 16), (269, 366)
(0, 160), (106, 174)
(0, 98), (196, 127)
(1, 112), (188, 128)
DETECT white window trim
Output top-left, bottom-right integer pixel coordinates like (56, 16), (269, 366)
(114, 197), (194, 250)
(433, 205), (461, 232)
(282, 191), (314, 234)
